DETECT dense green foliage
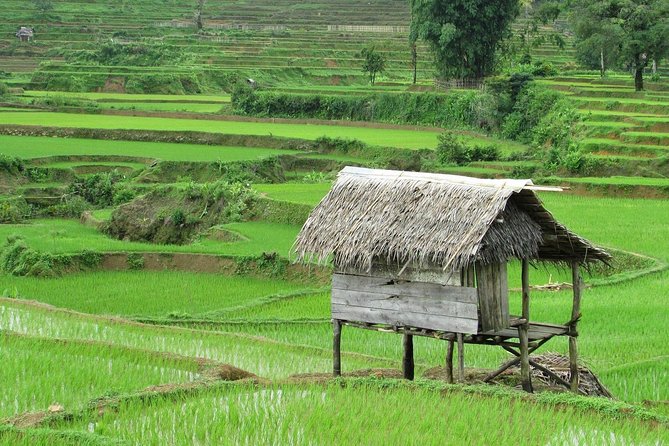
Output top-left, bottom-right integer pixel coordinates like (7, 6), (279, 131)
(570, 0), (669, 90)
(435, 131), (499, 165)
(359, 45), (386, 85)
(410, 0), (520, 78)
(232, 88), (497, 129)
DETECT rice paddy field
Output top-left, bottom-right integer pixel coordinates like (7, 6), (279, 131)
(1, 0), (669, 444)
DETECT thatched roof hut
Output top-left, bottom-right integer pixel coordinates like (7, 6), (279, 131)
(294, 167), (610, 390)
(294, 166), (610, 273)
(16, 27), (34, 42)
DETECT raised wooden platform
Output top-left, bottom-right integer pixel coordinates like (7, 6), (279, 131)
(339, 319), (569, 346)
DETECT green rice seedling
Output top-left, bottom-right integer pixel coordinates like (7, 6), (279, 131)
(254, 183), (333, 206)
(0, 135), (298, 162)
(22, 91), (231, 103)
(0, 331), (199, 418)
(0, 298), (389, 378)
(0, 112), (440, 149)
(56, 383), (669, 445)
(0, 271), (309, 318)
(0, 219), (302, 257)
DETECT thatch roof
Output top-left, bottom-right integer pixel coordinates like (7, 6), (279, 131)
(293, 167), (610, 272)
(16, 27), (33, 38)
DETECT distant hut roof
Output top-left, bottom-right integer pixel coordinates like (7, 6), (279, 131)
(293, 167), (611, 272)
(16, 27), (34, 37)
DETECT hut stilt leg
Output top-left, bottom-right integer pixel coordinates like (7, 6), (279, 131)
(520, 259), (533, 393)
(333, 319), (342, 377)
(403, 333), (414, 380)
(519, 326), (533, 392)
(569, 337), (579, 391)
(457, 333), (465, 382)
(570, 262), (582, 392)
(445, 339), (454, 384)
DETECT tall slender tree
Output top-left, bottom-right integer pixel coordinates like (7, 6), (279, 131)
(195, 0), (206, 31)
(410, 0), (520, 80)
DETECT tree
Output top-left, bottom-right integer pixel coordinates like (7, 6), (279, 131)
(570, 0), (669, 90)
(410, 0), (520, 80)
(409, 0), (419, 84)
(360, 46), (386, 85)
(194, 0), (206, 31)
(32, 0), (53, 16)
(516, 1), (566, 64)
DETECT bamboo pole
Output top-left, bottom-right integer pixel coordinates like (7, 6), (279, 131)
(403, 334), (414, 380)
(445, 339), (454, 384)
(570, 261), (582, 392)
(520, 259), (533, 392)
(457, 333), (465, 382)
(333, 319), (342, 377)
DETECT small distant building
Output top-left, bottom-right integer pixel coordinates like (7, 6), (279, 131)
(246, 78), (257, 88)
(16, 27), (34, 42)
(294, 167), (611, 392)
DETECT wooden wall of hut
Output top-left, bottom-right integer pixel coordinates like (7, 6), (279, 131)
(476, 262), (510, 332)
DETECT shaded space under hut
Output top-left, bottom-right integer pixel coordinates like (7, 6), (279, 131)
(293, 166), (611, 393)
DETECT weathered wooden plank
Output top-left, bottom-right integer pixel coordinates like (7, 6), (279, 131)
(337, 258), (461, 286)
(331, 290), (478, 320)
(332, 273), (476, 304)
(476, 262), (510, 332)
(481, 324), (568, 340)
(331, 304), (479, 334)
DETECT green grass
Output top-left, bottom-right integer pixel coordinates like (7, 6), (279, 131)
(0, 111), (441, 149)
(89, 209), (113, 221)
(561, 176), (669, 187)
(53, 383), (669, 445)
(254, 182), (332, 205)
(39, 161), (147, 170)
(0, 331), (199, 418)
(0, 135), (299, 161)
(0, 219), (301, 257)
(0, 271), (309, 318)
(22, 91), (231, 103)
(98, 102), (224, 113)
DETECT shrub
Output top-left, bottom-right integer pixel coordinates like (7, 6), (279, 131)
(0, 155), (25, 174)
(44, 195), (90, 218)
(531, 61), (558, 77)
(436, 132), (500, 165)
(30, 95), (99, 110)
(126, 253), (144, 270)
(0, 236), (59, 277)
(0, 82), (8, 98)
(69, 171), (123, 207)
(436, 132), (469, 165)
(0, 197), (31, 223)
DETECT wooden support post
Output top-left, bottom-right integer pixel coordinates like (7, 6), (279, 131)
(518, 327), (532, 392)
(520, 259), (533, 393)
(403, 333), (414, 380)
(333, 319), (342, 377)
(445, 339), (454, 384)
(570, 261), (582, 393)
(457, 333), (465, 382)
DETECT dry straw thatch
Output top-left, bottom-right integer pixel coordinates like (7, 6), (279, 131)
(293, 167), (610, 272)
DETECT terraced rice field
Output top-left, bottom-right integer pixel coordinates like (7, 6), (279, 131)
(0, 135), (300, 161)
(0, 112), (441, 149)
(1, 2), (668, 443)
